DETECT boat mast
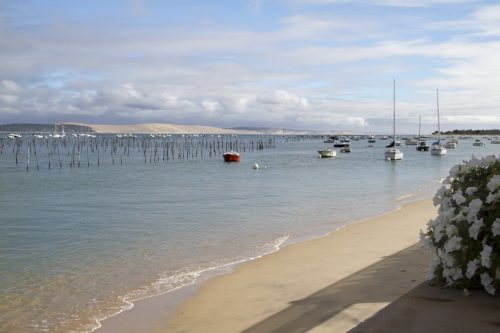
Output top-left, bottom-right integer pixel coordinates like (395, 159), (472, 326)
(418, 115), (421, 139)
(436, 89), (441, 144)
(393, 79), (396, 143)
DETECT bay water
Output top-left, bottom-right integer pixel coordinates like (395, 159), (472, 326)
(0, 135), (497, 332)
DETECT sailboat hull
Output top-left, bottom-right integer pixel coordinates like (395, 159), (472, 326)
(430, 146), (447, 156)
(385, 148), (403, 160)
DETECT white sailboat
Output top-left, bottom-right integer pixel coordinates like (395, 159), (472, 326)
(416, 115), (429, 151)
(430, 89), (447, 156)
(384, 80), (404, 161)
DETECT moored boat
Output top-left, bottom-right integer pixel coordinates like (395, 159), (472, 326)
(405, 138), (418, 145)
(473, 139), (485, 146)
(416, 140), (430, 151)
(430, 89), (447, 156)
(7, 133), (22, 139)
(445, 141), (457, 149)
(223, 151), (240, 162)
(317, 148), (336, 157)
(384, 80), (403, 161)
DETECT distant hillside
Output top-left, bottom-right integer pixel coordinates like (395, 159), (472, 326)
(0, 123), (320, 135)
(442, 129), (500, 135)
(0, 123), (259, 134)
(0, 123), (93, 133)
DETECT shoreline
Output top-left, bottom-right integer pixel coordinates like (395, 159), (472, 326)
(162, 198), (437, 333)
(97, 198), (437, 333)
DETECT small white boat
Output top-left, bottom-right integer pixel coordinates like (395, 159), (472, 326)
(431, 142), (447, 156)
(405, 138), (418, 145)
(7, 133), (22, 139)
(445, 141), (457, 149)
(491, 138), (500, 144)
(473, 139), (485, 146)
(367, 136), (376, 143)
(318, 148), (336, 157)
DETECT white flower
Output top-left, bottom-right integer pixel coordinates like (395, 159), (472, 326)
(449, 165), (460, 179)
(465, 187), (477, 196)
(452, 189), (466, 205)
(433, 186), (447, 206)
(467, 199), (483, 221)
(420, 230), (434, 250)
(466, 259), (480, 279)
(482, 155), (498, 167)
(451, 267), (464, 281)
(452, 213), (466, 223)
(487, 175), (500, 192)
(467, 156), (481, 168)
(468, 219), (484, 240)
(438, 248), (456, 268)
(444, 236), (462, 253)
(434, 223), (445, 243)
(427, 258), (440, 280)
(480, 244), (493, 268)
(446, 224), (458, 238)
(492, 218), (500, 236)
(480, 272), (496, 295)
(441, 197), (454, 212)
(486, 191), (500, 204)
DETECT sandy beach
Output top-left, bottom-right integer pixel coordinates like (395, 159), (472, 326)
(161, 199), (437, 333)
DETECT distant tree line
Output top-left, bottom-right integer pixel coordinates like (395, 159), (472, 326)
(437, 129), (500, 135)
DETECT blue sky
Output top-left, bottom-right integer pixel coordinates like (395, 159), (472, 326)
(1, 0), (500, 133)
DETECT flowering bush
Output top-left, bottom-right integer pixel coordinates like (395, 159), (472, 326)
(421, 154), (500, 295)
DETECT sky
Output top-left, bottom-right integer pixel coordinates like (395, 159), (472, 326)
(1, 0), (500, 134)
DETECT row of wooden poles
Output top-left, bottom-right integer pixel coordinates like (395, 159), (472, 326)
(0, 135), (280, 171)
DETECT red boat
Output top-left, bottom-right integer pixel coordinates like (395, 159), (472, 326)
(223, 151), (240, 162)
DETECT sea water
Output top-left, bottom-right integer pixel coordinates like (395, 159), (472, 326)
(0, 135), (498, 333)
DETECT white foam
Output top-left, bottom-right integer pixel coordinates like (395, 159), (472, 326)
(88, 235), (289, 333)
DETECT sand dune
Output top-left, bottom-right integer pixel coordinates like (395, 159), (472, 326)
(66, 123), (263, 134)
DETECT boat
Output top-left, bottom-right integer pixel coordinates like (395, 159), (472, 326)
(405, 138), (418, 145)
(223, 151), (240, 162)
(415, 115), (429, 151)
(333, 138), (350, 148)
(340, 147), (351, 153)
(491, 138), (500, 144)
(317, 148), (336, 157)
(416, 140), (429, 151)
(472, 139), (485, 146)
(384, 80), (404, 161)
(7, 133), (22, 139)
(445, 141), (457, 149)
(323, 136), (335, 143)
(430, 89), (447, 156)
(52, 123), (66, 139)
(367, 135), (376, 143)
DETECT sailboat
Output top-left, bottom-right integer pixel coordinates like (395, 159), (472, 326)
(416, 115), (429, 151)
(430, 89), (447, 156)
(384, 80), (404, 161)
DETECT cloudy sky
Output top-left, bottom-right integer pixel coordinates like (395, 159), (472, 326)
(1, 0), (500, 133)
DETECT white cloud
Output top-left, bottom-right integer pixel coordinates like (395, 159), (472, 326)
(0, 2), (499, 132)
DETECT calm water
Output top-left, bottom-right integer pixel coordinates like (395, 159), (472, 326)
(0, 135), (498, 333)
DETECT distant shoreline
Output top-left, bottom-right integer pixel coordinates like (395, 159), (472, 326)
(1, 122), (498, 136)
(0, 122), (306, 135)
